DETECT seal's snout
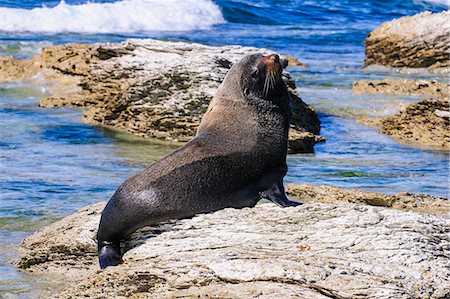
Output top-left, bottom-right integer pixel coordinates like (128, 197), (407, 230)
(260, 54), (283, 97)
(262, 54), (283, 75)
(263, 54), (280, 65)
(262, 54), (288, 69)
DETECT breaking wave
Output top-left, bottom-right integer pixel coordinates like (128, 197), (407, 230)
(0, 0), (225, 34)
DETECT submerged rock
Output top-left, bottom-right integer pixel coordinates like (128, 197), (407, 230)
(0, 39), (322, 153)
(16, 185), (449, 298)
(364, 11), (450, 72)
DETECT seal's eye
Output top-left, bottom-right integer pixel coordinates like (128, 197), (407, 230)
(251, 69), (259, 79)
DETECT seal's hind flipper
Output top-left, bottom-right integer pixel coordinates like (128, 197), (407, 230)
(261, 181), (302, 207)
(98, 241), (122, 269)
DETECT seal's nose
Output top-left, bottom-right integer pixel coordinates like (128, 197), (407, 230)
(263, 54), (280, 64)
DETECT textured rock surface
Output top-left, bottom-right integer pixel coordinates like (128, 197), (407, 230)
(362, 99), (449, 150)
(0, 39), (322, 152)
(16, 185), (449, 298)
(364, 11), (450, 72)
(352, 77), (450, 150)
(15, 202), (104, 274)
(286, 184), (449, 216)
(288, 131), (326, 154)
(353, 78), (449, 99)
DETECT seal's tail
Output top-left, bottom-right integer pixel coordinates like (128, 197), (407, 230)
(98, 240), (122, 269)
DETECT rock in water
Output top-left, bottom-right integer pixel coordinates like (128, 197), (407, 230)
(286, 184), (450, 216)
(353, 78), (449, 99)
(364, 11), (450, 72)
(376, 99), (450, 150)
(352, 78), (450, 150)
(15, 186), (450, 298)
(0, 39), (322, 153)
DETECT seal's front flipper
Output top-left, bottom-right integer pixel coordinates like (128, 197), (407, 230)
(98, 241), (122, 269)
(261, 182), (302, 207)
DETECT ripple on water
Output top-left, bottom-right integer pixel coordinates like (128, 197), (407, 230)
(286, 115), (449, 196)
(41, 124), (110, 144)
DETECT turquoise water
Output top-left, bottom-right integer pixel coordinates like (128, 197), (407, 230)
(0, 0), (449, 297)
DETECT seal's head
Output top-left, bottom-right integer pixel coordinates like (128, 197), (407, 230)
(237, 53), (289, 101)
(200, 53), (291, 136)
(216, 53), (289, 104)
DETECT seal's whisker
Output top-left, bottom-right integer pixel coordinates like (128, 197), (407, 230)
(263, 74), (270, 97)
(269, 72), (276, 90)
(263, 67), (281, 97)
(263, 76), (266, 96)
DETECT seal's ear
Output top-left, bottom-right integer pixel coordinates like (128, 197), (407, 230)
(280, 58), (288, 69)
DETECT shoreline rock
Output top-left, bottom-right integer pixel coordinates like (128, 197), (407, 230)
(352, 78), (450, 150)
(377, 99), (449, 150)
(286, 184), (449, 216)
(353, 78), (449, 99)
(364, 11), (450, 73)
(359, 99), (449, 150)
(15, 185), (449, 298)
(0, 39), (323, 153)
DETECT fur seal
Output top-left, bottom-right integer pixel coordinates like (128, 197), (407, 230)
(97, 53), (300, 269)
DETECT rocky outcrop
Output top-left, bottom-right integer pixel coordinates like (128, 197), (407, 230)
(360, 99), (449, 150)
(364, 11), (450, 72)
(15, 202), (103, 280)
(353, 78), (449, 99)
(0, 39), (322, 152)
(288, 130), (325, 154)
(352, 77), (449, 150)
(16, 185), (449, 298)
(378, 99), (449, 150)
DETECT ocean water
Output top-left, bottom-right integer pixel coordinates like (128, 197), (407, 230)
(0, 0), (449, 297)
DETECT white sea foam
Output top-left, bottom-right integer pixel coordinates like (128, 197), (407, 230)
(0, 0), (225, 34)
